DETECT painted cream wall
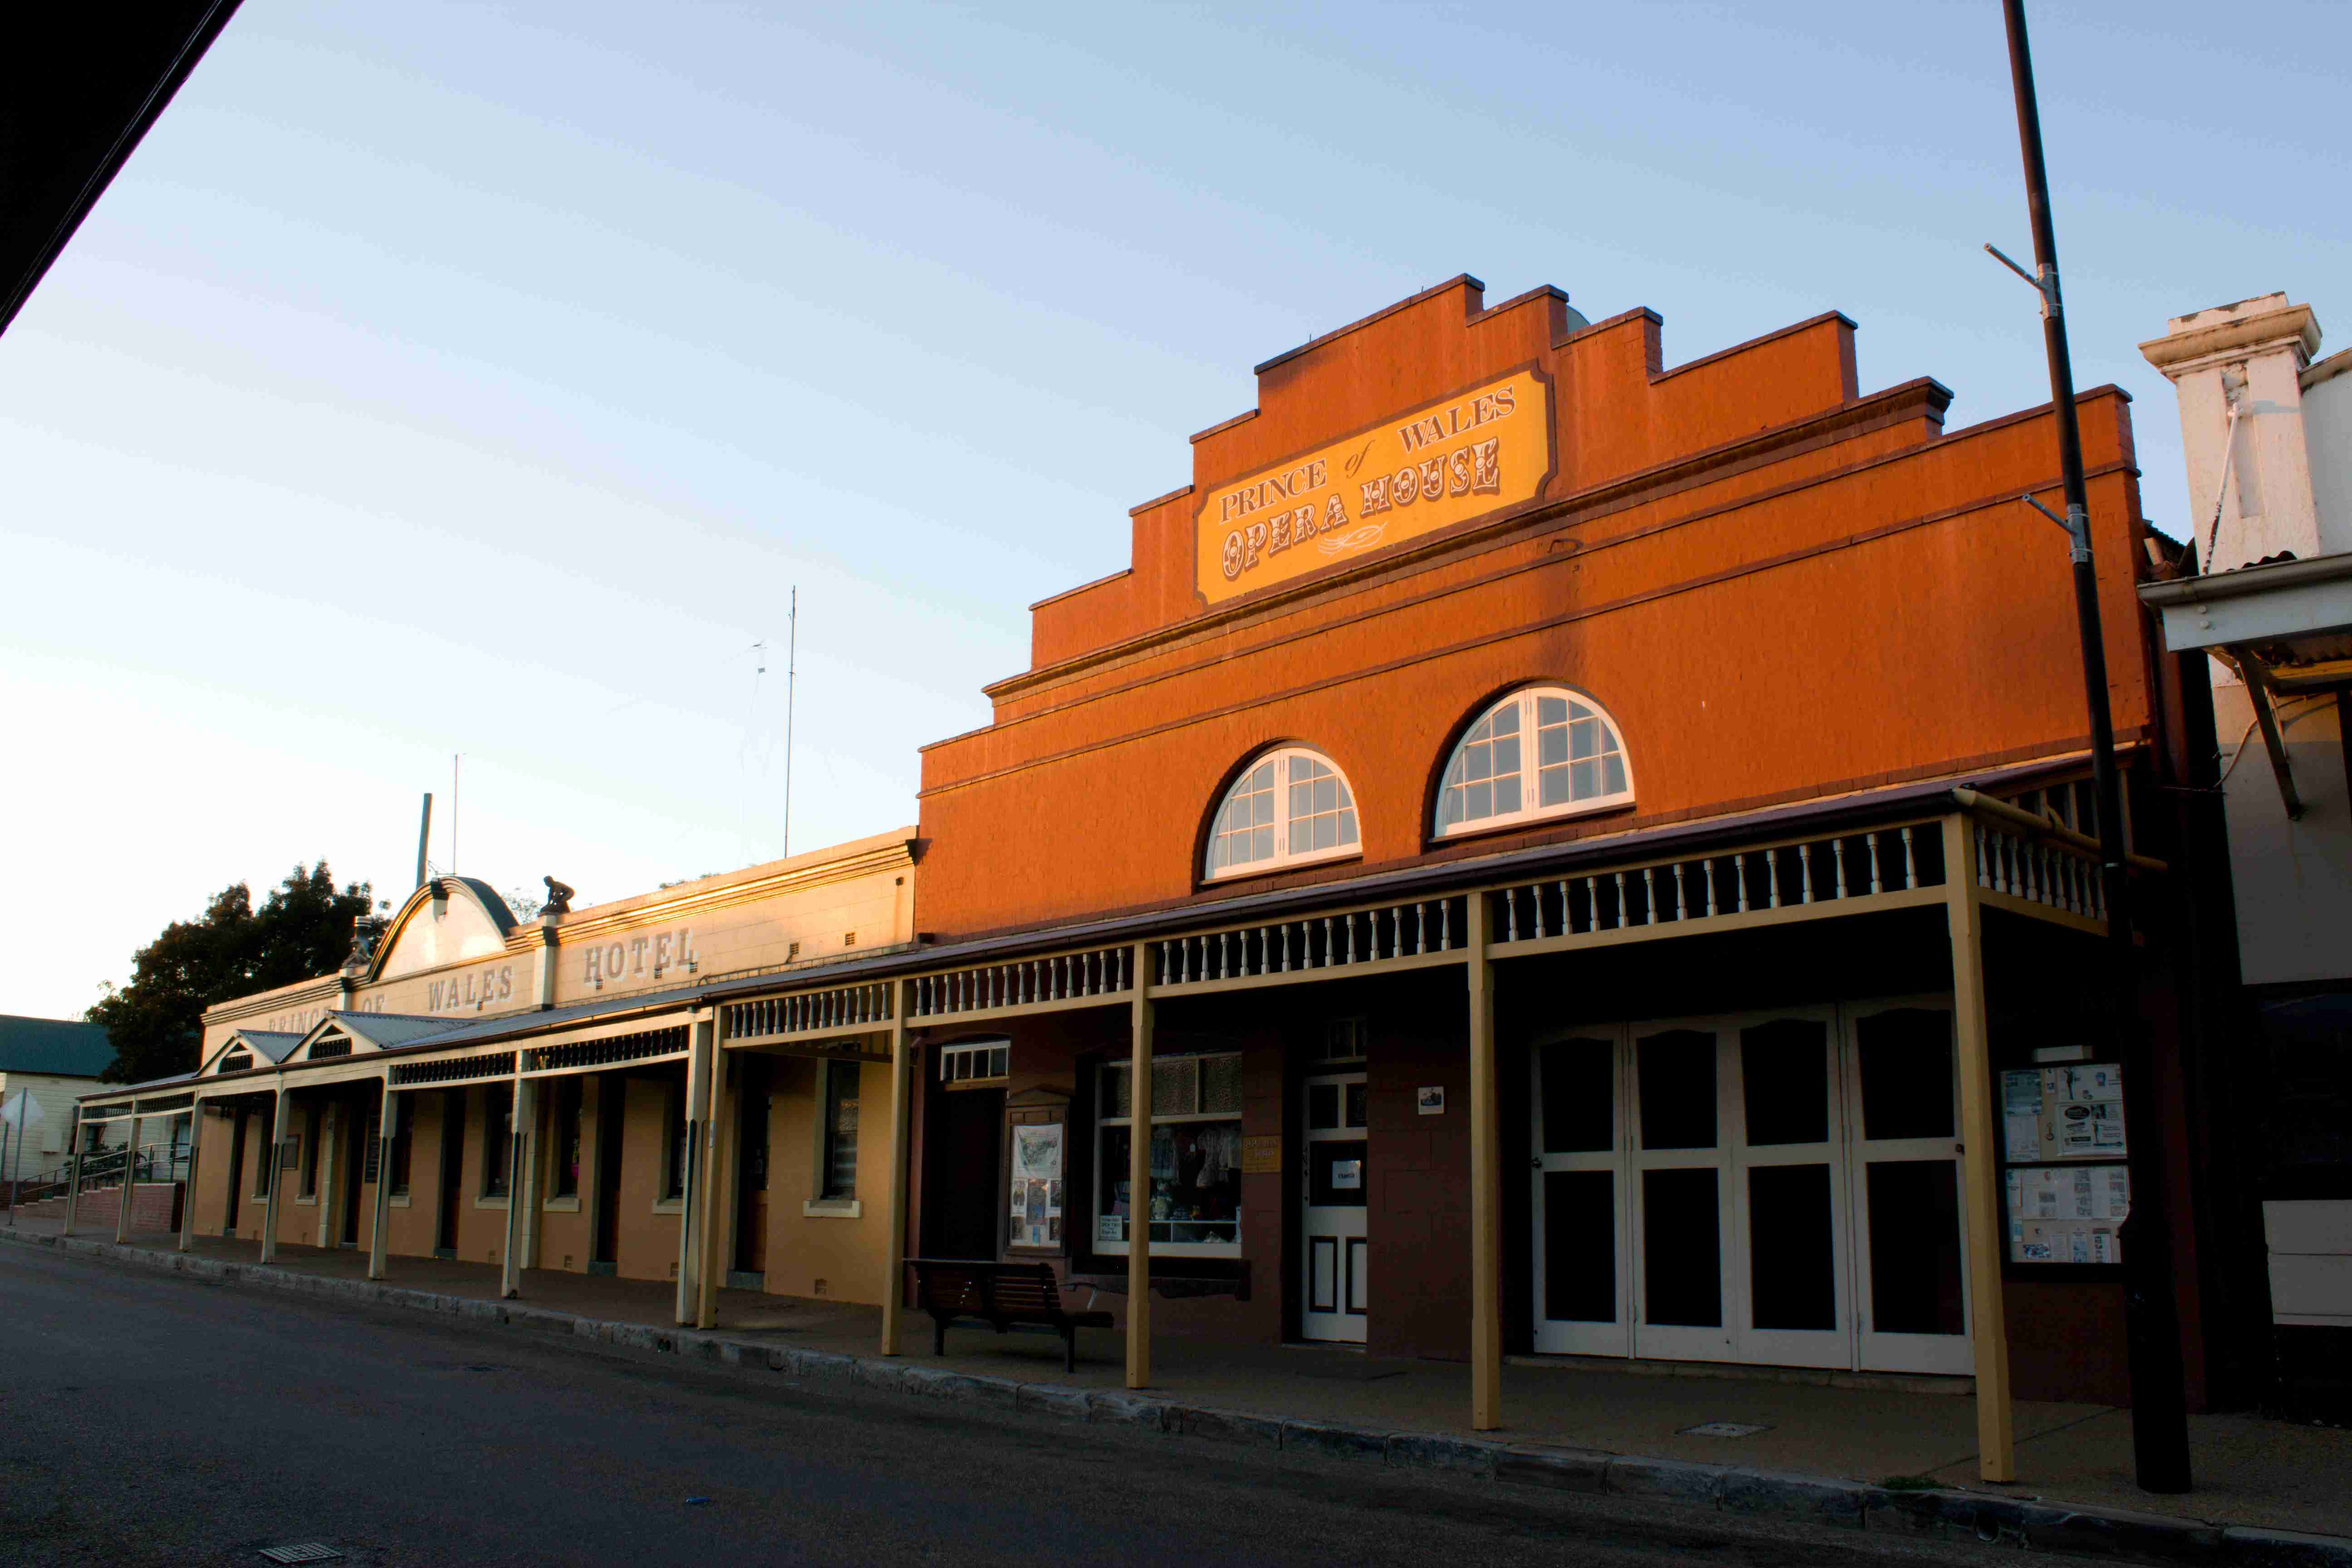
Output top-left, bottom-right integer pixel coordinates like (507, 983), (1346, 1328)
(758, 1056), (890, 1305)
(547, 832), (916, 1011)
(612, 1074), (685, 1284)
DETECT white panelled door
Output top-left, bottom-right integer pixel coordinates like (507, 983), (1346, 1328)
(1528, 999), (1965, 1374)
(1300, 1072), (1368, 1343)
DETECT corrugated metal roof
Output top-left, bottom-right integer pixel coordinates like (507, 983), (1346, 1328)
(234, 1030), (304, 1064)
(329, 1012), (469, 1050)
(0, 1014), (116, 1078)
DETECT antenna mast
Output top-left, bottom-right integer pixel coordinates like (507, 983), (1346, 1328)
(415, 793), (433, 889)
(452, 753), (460, 875)
(782, 586), (797, 859)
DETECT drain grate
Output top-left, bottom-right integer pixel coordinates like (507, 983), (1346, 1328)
(258, 1545), (344, 1564)
(1677, 1421), (1772, 1438)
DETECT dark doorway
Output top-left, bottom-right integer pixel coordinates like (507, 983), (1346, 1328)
(734, 1056), (770, 1278)
(436, 1088), (465, 1257)
(922, 1082), (1004, 1260)
(223, 1110), (246, 1233)
(592, 1076), (624, 1270)
(341, 1098), (369, 1247)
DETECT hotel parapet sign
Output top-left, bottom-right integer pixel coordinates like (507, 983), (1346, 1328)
(1195, 368), (1553, 605)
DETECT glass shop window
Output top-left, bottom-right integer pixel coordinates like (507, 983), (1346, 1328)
(1096, 1052), (1244, 1257)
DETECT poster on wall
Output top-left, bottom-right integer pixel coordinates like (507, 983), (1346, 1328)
(2001, 1066), (2130, 1265)
(2001, 1064), (2125, 1161)
(1009, 1122), (1064, 1250)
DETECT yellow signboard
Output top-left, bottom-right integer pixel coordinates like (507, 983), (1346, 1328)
(1195, 368), (1552, 605)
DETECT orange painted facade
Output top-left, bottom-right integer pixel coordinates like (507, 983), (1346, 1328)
(919, 276), (2154, 939)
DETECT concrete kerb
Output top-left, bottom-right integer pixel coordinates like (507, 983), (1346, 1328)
(10, 1228), (2349, 1568)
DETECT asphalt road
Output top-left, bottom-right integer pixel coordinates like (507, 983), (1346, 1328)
(2, 1244), (2024, 1568)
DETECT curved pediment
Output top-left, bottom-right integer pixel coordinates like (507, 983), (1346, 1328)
(369, 877), (517, 982)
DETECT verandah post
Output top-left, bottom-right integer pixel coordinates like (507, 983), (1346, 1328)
(696, 1034), (739, 1331)
(368, 1079), (397, 1280)
(1944, 814), (2016, 1483)
(673, 1014), (715, 1324)
(1126, 941), (1154, 1391)
(259, 1084), (289, 1264)
(1467, 893), (1502, 1432)
(114, 1112), (142, 1243)
(501, 1073), (536, 1299)
(176, 1102), (203, 1253)
(881, 980), (912, 1356)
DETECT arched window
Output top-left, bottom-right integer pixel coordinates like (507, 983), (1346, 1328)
(1205, 747), (1361, 880)
(1435, 687), (1632, 838)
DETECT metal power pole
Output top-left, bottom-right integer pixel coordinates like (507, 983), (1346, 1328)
(1994, 0), (2190, 1494)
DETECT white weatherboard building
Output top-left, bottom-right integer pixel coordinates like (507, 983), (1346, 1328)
(0, 1014), (118, 1186)
(2140, 293), (2352, 1414)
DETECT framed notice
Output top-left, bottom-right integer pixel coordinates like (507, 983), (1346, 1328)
(2000, 1063), (2127, 1266)
(1007, 1121), (1064, 1251)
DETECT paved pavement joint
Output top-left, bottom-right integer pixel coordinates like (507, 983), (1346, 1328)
(11, 1226), (2346, 1568)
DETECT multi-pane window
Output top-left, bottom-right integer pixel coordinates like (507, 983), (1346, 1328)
(254, 1107), (275, 1199)
(482, 1084), (513, 1199)
(299, 1106), (321, 1198)
(389, 1105), (412, 1198)
(551, 1078), (582, 1199)
(940, 1040), (1010, 1084)
(1204, 748), (1360, 879)
(663, 1079), (687, 1201)
(1436, 688), (1632, 838)
(821, 1062), (860, 1201)
(1096, 1052), (1244, 1257)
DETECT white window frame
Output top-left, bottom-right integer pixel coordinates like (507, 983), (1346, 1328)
(1434, 686), (1634, 841)
(1203, 747), (1362, 882)
(1095, 1052), (1245, 1259)
(939, 1038), (1010, 1086)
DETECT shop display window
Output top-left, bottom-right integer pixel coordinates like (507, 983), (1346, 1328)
(1095, 1052), (1244, 1256)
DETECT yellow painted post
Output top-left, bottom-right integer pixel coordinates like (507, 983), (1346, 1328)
(696, 1046), (738, 1330)
(176, 1103), (203, 1252)
(259, 1086), (289, 1264)
(368, 1081), (397, 1280)
(674, 1014), (715, 1325)
(114, 1113), (142, 1243)
(1467, 893), (1502, 1432)
(62, 1115), (85, 1236)
(501, 1075), (535, 1298)
(1945, 814), (2016, 1483)
(1127, 942), (1154, 1391)
(881, 982), (912, 1356)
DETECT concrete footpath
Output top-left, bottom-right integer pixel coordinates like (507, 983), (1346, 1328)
(9, 1223), (2348, 1568)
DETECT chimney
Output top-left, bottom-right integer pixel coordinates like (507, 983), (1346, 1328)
(2139, 294), (2328, 577)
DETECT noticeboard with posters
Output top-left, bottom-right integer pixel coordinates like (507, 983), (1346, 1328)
(2000, 1063), (2128, 1265)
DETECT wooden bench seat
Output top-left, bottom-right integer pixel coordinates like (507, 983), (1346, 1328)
(908, 1258), (1114, 1372)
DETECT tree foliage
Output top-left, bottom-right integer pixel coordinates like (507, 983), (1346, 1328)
(87, 864), (381, 1084)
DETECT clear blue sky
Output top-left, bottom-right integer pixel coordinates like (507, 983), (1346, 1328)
(4, 1), (2346, 1019)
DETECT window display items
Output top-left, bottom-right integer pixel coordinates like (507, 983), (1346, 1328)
(1094, 1051), (1246, 1254)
